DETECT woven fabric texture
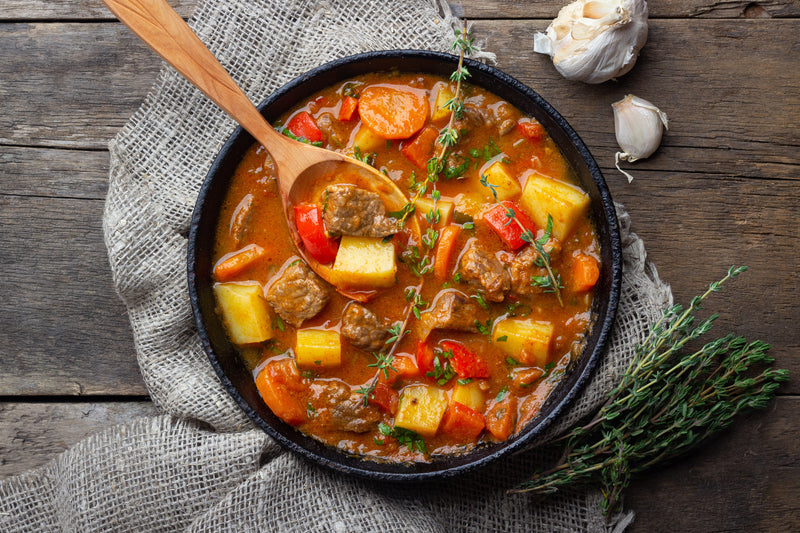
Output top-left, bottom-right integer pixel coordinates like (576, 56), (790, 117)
(0, 0), (671, 531)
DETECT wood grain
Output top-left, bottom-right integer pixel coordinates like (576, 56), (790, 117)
(2, 0), (798, 20)
(0, 193), (143, 395)
(0, 401), (157, 477)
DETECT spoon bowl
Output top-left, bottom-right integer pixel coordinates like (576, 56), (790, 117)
(103, 0), (416, 292)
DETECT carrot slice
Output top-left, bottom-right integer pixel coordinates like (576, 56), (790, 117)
(441, 402), (486, 441)
(433, 225), (462, 281)
(213, 244), (266, 281)
(358, 85), (429, 139)
(401, 125), (439, 168)
(378, 355), (420, 385)
(485, 395), (517, 441)
(570, 254), (600, 292)
(255, 360), (307, 426)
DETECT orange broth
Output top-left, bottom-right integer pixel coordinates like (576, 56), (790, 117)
(212, 71), (599, 462)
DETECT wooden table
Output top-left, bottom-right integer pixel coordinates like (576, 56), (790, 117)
(1, 0), (798, 530)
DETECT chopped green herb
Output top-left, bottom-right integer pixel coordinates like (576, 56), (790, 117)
(378, 423), (427, 454)
(496, 386), (509, 402)
(470, 292), (490, 310)
(475, 318), (493, 336)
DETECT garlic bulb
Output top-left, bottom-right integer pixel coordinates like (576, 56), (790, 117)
(533, 0), (648, 84)
(612, 94), (668, 182)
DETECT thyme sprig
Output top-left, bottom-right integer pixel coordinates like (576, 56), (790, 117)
(398, 26), (475, 224)
(512, 266), (789, 516)
(356, 323), (409, 406)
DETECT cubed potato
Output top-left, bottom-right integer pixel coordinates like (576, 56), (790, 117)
(431, 83), (455, 122)
(413, 196), (454, 227)
(451, 381), (486, 412)
(519, 172), (590, 241)
(492, 318), (554, 367)
(395, 384), (449, 437)
(213, 282), (272, 345)
(295, 328), (341, 368)
(480, 160), (522, 202)
(350, 124), (385, 153)
(332, 235), (397, 288)
(453, 191), (485, 218)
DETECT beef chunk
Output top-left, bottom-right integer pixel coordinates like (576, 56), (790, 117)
(418, 289), (488, 339)
(322, 184), (400, 237)
(314, 112), (347, 147)
(493, 102), (518, 136)
(341, 302), (388, 352)
(309, 380), (350, 406)
(457, 240), (510, 302)
(330, 392), (381, 433)
(508, 240), (562, 297)
(266, 260), (330, 327)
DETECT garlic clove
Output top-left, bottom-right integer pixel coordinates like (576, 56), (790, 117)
(612, 94), (668, 182)
(533, 0), (648, 84)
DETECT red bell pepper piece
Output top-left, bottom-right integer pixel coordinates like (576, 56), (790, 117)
(368, 382), (399, 414)
(415, 340), (435, 375)
(483, 201), (537, 250)
(517, 119), (546, 142)
(293, 203), (339, 264)
(286, 111), (323, 143)
(339, 96), (359, 121)
(441, 401), (486, 441)
(440, 340), (490, 378)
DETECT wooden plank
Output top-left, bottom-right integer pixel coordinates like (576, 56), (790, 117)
(453, 0), (800, 19)
(1, 18), (798, 156)
(0, 0), (196, 20)
(1, 0), (798, 20)
(0, 22), (163, 150)
(473, 18), (800, 163)
(0, 146), (109, 199)
(0, 194), (144, 395)
(0, 401), (157, 478)
(628, 396), (800, 532)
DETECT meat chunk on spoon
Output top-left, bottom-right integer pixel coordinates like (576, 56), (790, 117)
(322, 184), (400, 238)
(266, 260), (330, 327)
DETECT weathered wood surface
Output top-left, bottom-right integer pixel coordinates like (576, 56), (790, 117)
(0, 1), (798, 531)
(2, 0), (799, 20)
(0, 401), (156, 477)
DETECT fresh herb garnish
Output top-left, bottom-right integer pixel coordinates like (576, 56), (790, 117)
(426, 349), (457, 386)
(378, 422), (427, 454)
(496, 386), (509, 402)
(512, 267), (789, 517)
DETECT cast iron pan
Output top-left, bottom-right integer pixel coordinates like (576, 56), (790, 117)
(188, 50), (622, 481)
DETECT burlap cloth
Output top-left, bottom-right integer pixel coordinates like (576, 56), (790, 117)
(0, 1), (672, 531)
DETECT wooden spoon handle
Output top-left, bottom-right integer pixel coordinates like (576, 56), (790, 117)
(102, 0), (280, 148)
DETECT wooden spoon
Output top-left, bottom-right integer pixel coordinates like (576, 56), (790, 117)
(103, 0), (418, 298)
